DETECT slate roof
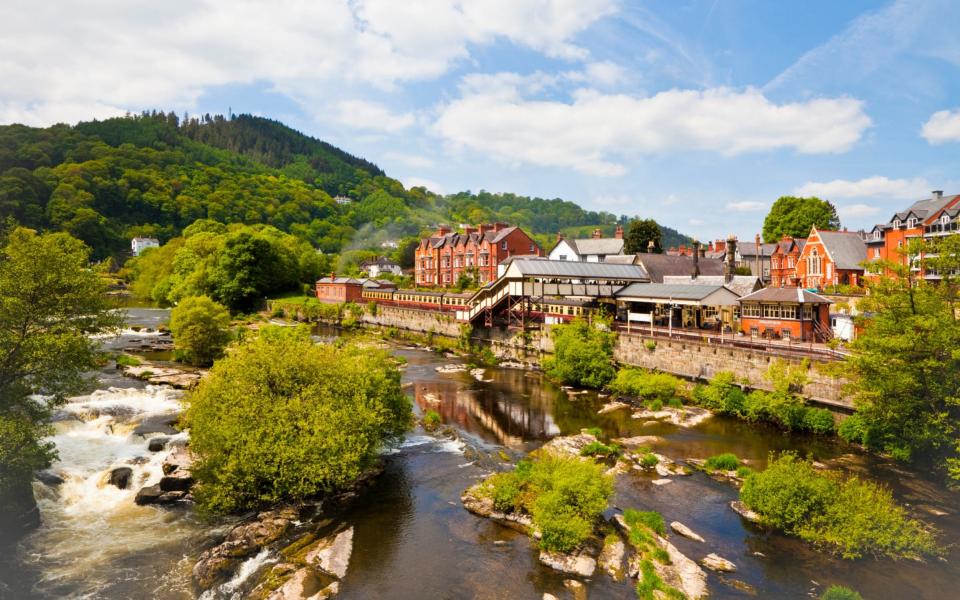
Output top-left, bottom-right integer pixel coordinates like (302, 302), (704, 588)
(633, 254), (725, 283)
(739, 243), (778, 258)
(507, 258), (649, 281)
(889, 193), (959, 224)
(662, 275), (762, 297)
(566, 238), (625, 256)
(615, 283), (738, 304)
(603, 254), (640, 264)
(428, 226), (524, 249)
(316, 277), (394, 288)
(738, 287), (831, 304)
(817, 230), (868, 270)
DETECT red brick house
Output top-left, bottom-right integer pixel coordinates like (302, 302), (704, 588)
(795, 227), (867, 289)
(316, 275), (395, 303)
(415, 223), (541, 287)
(769, 236), (806, 287)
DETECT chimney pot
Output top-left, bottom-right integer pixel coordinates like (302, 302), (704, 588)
(615, 224), (624, 239)
(933, 190), (944, 200)
(647, 240), (655, 253)
(592, 228), (602, 239)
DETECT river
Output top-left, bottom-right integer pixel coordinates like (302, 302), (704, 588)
(2, 309), (958, 599)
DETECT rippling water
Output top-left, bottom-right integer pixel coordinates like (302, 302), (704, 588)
(3, 322), (959, 599)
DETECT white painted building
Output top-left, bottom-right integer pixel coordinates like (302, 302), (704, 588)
(360, 257), (403, 278)
(131, 237), (159, 256)
(548, 226), (625, 263)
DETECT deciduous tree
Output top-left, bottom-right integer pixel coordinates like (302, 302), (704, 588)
(762, 196), (840, 242)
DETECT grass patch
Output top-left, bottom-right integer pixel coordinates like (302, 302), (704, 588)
(704, 453), (740, 471)
(624, 509), (666, 536)
(580, 441), (622, 459)
(820, 585), (863, 600)
(621, 511), (684, 600)
(640, 453), (659, 468)
(422, 410), (441, 430)
(115, 354), (142, 367)
(741, 453), (941, 560)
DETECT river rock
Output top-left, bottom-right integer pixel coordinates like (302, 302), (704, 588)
(305, 527), (353, 579)
(543, 594), (559, 600)
(148, 436), (169, 452)
(470, 368), (492, 382)
(598, 401), (630, 414)
(614, 435), (663, 448)
(563, 579), (587, 600)
(108, 467), (134, 489)
(613, 514), (708, 600)
(160, 447), (194, 491)
(652, 478), (672, 486)
(631, 406), (712, 428)
(133, 414), (179, 436)
(539, 432), (598, 458)
(729, 501), (761, 523)
(0, 480), (41, 544)
(461, 485), (534, 533)
(36, 470), (65, 487)
(134, 484), (164, 505)
(539, 549), (596, 577)
(598, 537), (625, 580)
(264, 567), (339, 600)
(670, 521), (705, 543)
(435, 364), (467, 374)
(702, 553), (737, 572)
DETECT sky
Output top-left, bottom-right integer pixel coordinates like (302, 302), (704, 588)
(2, 0), (960, 241)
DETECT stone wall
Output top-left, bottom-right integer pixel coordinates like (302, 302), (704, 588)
(360, 305), (462, 337)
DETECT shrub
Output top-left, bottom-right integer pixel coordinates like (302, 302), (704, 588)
(423, 410), (441, 430)
(740, 453), (940, 559)
(478, 454), (614, 553)
(803, 408), (836, 435)
(169, 295), (232, 367)
(644, 340), (657, 351)
(735, 466), (754, 478)
(609, 369), (683, 405)
(543, 319), (616, 388)
(648, 399), (664, 411)
(820, 585), (863, 600)
(692, 371), (745, 415)
(580, 441), (621, 458)
(585, 427), (603, 438)
(640, 453), (659, 468)
(837, 413), (867, 445)
(185, 327), (411, 513)
(704, 453), (740, 471)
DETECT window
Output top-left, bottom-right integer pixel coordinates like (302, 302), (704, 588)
(559, 254), (567, 261)
(802, 305), (813, 320)
(742, 303), (761, 317)
(942, 215), (950, 225)
(898, 240), (903, 248)
(782, 329), (791, 341)
(530, 244), (536, 252)
(874, 230), (882, 240)
(501, 241), (508, 250)
(874, 248), (881, 259)
(907, 217), (917, 228)
(893, 219), (901, 229)
(807, 248), (822, 275)
(750, 327), (759, 336)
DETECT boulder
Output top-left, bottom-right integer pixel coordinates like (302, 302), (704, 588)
(108, 467), (134, 489)
(133, 414), (179, 436)
(305, 527), (354, 579)
(729, 501), (761, 523)
(264, 568), (339, 600)
(36, 470), (65, 487)
(539, 549), (596, 577)
(614, 435), (663, 448)
(598, 401), (630, 414)
(670, 521), (705, 543)
(563, 579), (587, 600)
(598, 537), (625, 580)
(652, 478), (672, 486)
(148, 436), (169, 452)
(159, 472), (193, 492)
(701, 553), (737, 572)
(539, 432), (598, 458)
(0, 480), (41, 544)
(134, 484), (164, 505)
(651, 534), (709, 599)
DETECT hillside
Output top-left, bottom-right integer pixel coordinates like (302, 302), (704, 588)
(0, 112), (690, 260)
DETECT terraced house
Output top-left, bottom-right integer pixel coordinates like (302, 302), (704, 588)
(415, 223), (541, 287)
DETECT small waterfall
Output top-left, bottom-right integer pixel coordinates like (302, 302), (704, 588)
(200, 549), (276, 600)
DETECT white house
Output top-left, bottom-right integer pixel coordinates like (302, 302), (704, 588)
(360, 257), (403, 278)
(548, 226), (625, 263)
(131, 237), (159, 256)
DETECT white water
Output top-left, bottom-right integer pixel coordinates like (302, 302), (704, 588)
(199, 549), (276, 600)
(21, 384), (203, 597)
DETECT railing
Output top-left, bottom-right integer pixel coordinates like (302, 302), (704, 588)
(614, 322), (850, 360)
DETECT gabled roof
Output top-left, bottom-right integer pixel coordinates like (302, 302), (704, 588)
(615, 283), (741, 306)
(738, 287), (831, 304)
(888, 193), (959, 225)
(604, 254), (640, 265)
(633, 254), (725, 283)
(739, 243), (778, 259)
(815, 230), (868, 270)
(662, 275), (762, 297)
(485, 226), (519, 244)
(565, 237), (625, 256)
(505, 258), (649, 281)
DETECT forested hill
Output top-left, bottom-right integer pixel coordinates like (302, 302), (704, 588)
(0, 112), (690, 260)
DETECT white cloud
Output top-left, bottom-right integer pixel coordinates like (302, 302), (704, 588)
(564, 61), (626, 87)
(726, 201), (766, 212)
(382, 152), (435, 168)
(433, 83), (871, 176)
(837, 203), (881, 218)
(688, 218), (704, 226)
(794, 176), (929, 200)
(921, 108), (960, 144)
(335, 100), (415, 132)
(403, 176), (446, 194)
(0, 0), (616, 126)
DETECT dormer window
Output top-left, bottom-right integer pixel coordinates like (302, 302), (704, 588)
(907, 217), (918, 228)
(873, 230), (881, 240)
(893, 219), (901, 229)
(942, 215), (950, 225)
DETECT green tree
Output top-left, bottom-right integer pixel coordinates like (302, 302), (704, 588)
(623, 218), (662, 254)
(169, 296), (232, 366)
(0, 227), (121, 541)
(185, 327), (411, 513)
(762, 196), (840, 242)
(844, 248), (960, 479)
(544, 318), (617, 388)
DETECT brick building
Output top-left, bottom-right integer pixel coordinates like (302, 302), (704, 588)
(316, 275), (395, 303)
(738, 287), (832, 342)
(415, 223), (541, 287)
(769, 237), (806, 287)
(795, 227), (867, 289)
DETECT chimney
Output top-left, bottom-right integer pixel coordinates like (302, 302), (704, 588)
(592, 228), (603, 239)
(755, 233), (761, 280)
(933, 190), (944, 200)
(330, 271), (336, 281)
(699, 243), (706, 258)
(725, 235), (737, 283)
(477, 224), (485, 236)
(615, 224), (624, 239)
(647, 240), (655, 253)
(556, 231), (565, 242)
(692, 240), (700, 280)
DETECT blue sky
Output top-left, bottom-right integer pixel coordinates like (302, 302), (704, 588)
(3, 0), (959, 240)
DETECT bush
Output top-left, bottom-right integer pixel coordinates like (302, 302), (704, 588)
(169, 295), (232, 367)
(423, 410), (441, 431)
(803, 408), (836, 435)
(820, 585), (863, 600)
(543, 319), (616, 388)
(580, 441), (621, 458)
(115, 354), (142, 367)
(644, 340), (657, 351)
(624, 509), (665, 536)
(837, 413), (867, 445)
(640, 453), (659, 468)
(740, 453), (940, 559)
(479, 454), (613, 553)
(609, 369), (683, 405)
(185, 327), (411, 513)
(691, 371), (745, 415)
(704, 453), (740, 471)
(735, 466), (754, 478)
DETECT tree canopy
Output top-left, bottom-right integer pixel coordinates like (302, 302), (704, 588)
(169, 296), (232, 366)
(623, 218), (663, 254)
(185, 327), (411, 514)
(762, 196), (841, 242)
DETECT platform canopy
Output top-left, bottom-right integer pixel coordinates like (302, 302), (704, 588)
(615, 283), (741, 306)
